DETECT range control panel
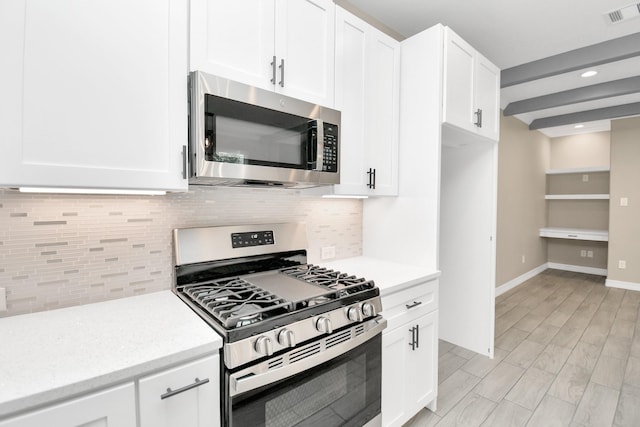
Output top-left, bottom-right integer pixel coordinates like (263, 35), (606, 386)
(231, 230), (275, 248)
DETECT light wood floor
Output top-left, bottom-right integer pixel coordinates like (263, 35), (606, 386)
(405, 269), (640, 427)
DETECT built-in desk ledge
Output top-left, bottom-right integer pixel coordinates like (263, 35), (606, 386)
(545, 166), (610, 175)
(539, 227), (609, 242)
(545, 194), (610, 200)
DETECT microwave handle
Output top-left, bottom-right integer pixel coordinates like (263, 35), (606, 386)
(308, 120), (324, 171)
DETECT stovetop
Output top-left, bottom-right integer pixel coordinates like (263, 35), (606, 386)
(176, 264), (378, 342)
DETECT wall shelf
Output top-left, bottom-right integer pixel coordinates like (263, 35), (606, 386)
(539, 227), (608, 242)
(545, 194), (609, 200)
(545, 166), (610, 175)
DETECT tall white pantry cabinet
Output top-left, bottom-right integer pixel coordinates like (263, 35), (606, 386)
(364, 24), (499, 357)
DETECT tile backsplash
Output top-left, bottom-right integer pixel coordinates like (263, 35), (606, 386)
(0, 187), (362, 317)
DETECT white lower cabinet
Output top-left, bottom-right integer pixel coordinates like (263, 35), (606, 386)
(0, 383), (136, 427)
(381, 280), (439, 427)
(139, 355), (220, 427)
(0, 355), (220, 427)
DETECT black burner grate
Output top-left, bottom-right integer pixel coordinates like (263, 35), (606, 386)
(281, 265), (375, 296)
(179, 277), (292, 329)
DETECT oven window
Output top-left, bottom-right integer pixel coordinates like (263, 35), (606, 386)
(230, 335), (381, 427)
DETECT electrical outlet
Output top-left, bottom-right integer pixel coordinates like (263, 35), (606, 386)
(619, 260), (627, 269)
(621, 197), (628, 207)
(582, 174), (589, 182)
(580, 250), (587, 257)
(587, 250), (593, 258)
(521, 255), (525, 264)
(0, 288), (6, 312)
(321, 246), (335, 260)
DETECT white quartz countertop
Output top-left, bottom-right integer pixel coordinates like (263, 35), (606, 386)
(0, 291), (222, 418)
(320, 256), (440, 296)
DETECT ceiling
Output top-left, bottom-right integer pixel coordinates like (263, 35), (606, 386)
(341, 0), (640, 137)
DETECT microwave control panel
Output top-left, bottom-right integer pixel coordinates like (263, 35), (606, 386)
(322, 123), (338, 172)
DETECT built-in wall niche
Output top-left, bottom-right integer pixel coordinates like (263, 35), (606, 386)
(540, 166), (610, 274)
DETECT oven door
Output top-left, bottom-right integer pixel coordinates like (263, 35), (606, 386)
(226, 319), (385, 427)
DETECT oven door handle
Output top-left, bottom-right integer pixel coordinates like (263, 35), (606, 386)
(230, 316), (387, 397)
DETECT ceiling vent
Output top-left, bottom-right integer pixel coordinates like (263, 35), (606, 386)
(605, 3), (640, 24)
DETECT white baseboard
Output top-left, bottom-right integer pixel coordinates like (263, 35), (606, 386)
(547, 262), (607, 276)
(496, 263), (548, 297)
(606, 278), (640, 291)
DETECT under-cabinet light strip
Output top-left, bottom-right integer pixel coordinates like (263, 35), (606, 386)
(18, 187), (166, 196)
(321, 195), (369, 199)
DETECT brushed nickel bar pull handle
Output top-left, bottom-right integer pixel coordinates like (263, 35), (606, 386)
(409, 326), (416, 350)
(160, 377), (209, 400)
(181, 145), (187, 179)
(474, 108), (483, 127)
(270, 56), (277, 85)
(406, 301), (422, 309)
(415, 324), (420, 349)
(279, 58), (285, 87)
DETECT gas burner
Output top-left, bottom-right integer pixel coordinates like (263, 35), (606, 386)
(233, 304), (263, 327)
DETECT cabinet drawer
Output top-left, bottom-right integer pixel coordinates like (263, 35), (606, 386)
(138, 354), (220, 427)
(381, 280), (438, 331)
(0, 383), (136, 427)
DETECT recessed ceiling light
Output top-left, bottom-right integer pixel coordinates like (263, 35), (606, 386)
(574, 124), (585, 129)
(581, 70), (598, 78)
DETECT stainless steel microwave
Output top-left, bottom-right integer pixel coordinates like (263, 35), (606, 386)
(189, 71), (340, 188)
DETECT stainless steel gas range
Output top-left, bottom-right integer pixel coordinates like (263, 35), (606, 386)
(173, 223), (386, 427)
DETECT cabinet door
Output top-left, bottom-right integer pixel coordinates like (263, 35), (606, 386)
(0, 0), (188, 192)
(382, 310), (439, 427)
(381, 325), (410, 427)
(474, 53), (501, 141)
(275, 0), (335, 106)
(333, 7), (399, 196)
(0, 383), (136, 427)
(189, 0), (276, 91)
(408, 311), (438, 409)
(365, 29), (400, 196)
(443, 28), (476, 134)
(138, 355), (220, 427)
(334, 7), (368, 194)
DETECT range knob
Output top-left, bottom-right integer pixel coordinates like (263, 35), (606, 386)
(346, 306), (362, 322)
(254, 336), (273, 356)
(362, 302), (376, 318)
(316, 316), (333, 334)
(277, 329), (296, 348)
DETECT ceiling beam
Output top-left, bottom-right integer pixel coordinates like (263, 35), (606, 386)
(504, 76), (640, 116)
(529, 102), (640, 130)
(501, 33), (640, 88)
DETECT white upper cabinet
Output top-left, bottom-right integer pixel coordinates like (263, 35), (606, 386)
(333, 7), (400, 196)
(190, 0), (335, 107)
(0, 0), (189, 192)
(443, 28), (500, 141)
